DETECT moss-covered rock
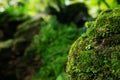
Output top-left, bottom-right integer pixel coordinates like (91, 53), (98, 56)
(66, 8), (120, 80)
(0, 14), (42, 80)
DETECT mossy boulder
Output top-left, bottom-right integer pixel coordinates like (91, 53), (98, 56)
(66, 8), (120, 80)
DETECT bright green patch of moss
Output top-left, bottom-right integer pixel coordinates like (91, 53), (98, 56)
(66, 8), (120, 80)
(0, 39), (13, 49)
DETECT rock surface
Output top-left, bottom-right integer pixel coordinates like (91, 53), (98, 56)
(0, 14), (42, 80)
(66, 8), (120, 80)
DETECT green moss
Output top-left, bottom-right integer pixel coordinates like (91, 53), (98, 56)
(66, 8), (120, 80)
(89, 8), (120, 38)
(0, 39), (13, 49)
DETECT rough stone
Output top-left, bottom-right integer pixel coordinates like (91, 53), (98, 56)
(66, 8), (120, 80)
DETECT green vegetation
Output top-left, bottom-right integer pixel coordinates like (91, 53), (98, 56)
(66, 8), (120, 80)
(24, 17), (84, 80)
(0, 0), (120, 80)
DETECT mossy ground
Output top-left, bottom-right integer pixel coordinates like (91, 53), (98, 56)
(66, 8), (120, 80)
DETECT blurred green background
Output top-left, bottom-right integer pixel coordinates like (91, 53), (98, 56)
(0, 0), (120, 80)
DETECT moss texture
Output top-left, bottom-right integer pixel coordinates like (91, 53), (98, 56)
(66, 8), (120, 80)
